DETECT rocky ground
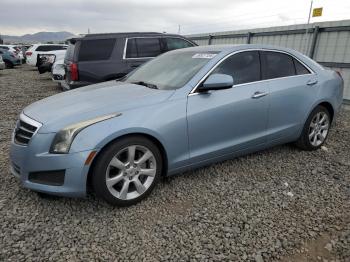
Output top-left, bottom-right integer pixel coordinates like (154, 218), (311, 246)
(0, 65), (349, 261)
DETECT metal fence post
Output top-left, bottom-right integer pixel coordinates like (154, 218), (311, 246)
(208, 35), (213, 45)
(247, 32), (252, 44)
(309, 26), (319, 58)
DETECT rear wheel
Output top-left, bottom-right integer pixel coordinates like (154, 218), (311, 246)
(295, 105), (331, 150)
(92, 136), (162, 206)
(4, 60), (14, 69)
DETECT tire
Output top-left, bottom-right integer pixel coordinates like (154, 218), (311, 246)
(295, 105), (331, 151)
(92, 136), (163, 206)
(4, 60), (14, 69)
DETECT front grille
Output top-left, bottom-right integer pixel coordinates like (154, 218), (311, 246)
(14, 114), (42, 146)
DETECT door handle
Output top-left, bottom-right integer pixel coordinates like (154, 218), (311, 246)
(307, 79), (318, 86)
(251, 91), (268, 99)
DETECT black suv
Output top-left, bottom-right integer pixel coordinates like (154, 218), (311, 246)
(63, 32), (197, 89)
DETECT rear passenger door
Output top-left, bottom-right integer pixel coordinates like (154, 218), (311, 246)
(261, 50), (317, 142)
(124, 37), (162, 72)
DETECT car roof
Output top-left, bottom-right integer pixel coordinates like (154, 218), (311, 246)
(175, 44), (302, 53)
(67, 32), (193, 42)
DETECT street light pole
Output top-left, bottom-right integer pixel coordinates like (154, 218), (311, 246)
(304, 0), (314, 55)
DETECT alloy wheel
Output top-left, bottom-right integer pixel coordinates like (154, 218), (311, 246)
(308, 111), (329, 147)
(105, 145), (157, 200)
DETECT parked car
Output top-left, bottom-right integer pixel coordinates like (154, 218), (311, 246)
(0, 45), (17, 54)
(0, 55), (5, 70)
(64, 32), (197, 89)
(13, 46), (24, 62)
(0, 48), (21, 68)
(51, 59), (66, 87)
(26, 44), (67, 66)
(21, 45), (33, 62)
(37, 50), (66, 74)
(10, 45), (343, 206)
(0, 45), (23, 62)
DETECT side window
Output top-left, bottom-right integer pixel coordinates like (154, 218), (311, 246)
(136, 38), (161, 58)
(166, 38), (194, 51)
(212, 51), (261, 85)
(78, 39), (115, 61)
(125, 39), (138, 58)
(293, 58), (311, 75)
(125, 38), (161, 58)
(262, 51), (296, 79)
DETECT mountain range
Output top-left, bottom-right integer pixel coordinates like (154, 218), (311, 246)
(1, 31), (76, 44)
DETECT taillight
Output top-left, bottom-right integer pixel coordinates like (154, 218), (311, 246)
(10, 54), (16, 58)
(70, 63), (79, 81)
(26, 51), (32, 56)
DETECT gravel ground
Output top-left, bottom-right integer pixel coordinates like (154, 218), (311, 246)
(0, 65), (349, 261)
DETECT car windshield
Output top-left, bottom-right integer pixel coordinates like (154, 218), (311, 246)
(123, 50), (219, 90)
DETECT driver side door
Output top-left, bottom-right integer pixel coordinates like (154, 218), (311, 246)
(186, 51), (270, 163)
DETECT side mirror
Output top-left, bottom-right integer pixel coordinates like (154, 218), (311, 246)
(199, 73), (234, 91)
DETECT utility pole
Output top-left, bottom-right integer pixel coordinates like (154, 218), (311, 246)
(303, 0), (314, 55)
(178, 25), (181, 34)
(88, 28), (90, 34)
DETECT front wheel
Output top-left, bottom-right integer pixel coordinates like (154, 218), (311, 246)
(92, 136), (162, 206)
(295, 105), (331, 150)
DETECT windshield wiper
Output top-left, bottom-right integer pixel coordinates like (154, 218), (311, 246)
(131, 81), (158, 89)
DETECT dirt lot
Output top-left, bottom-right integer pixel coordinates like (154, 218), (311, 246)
(0, 65), (349, 261)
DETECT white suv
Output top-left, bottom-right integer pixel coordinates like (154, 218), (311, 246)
(26, 44), (67, 66)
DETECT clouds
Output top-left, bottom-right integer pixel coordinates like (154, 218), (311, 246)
(0, 0), (349, 35)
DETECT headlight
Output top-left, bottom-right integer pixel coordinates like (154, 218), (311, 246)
(50, 113), (120, 154)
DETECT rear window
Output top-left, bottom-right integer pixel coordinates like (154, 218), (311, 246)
(78, 39), (115, 61)
(65, 43), (76, 61)
(125, 38), (161, 58)
(36, 45), (67, 51)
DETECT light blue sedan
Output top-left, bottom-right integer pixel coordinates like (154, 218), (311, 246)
(10, 45), (344, 206)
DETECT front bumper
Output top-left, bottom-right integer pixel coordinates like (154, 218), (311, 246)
(9, 132), (92, 197)
(65, 80), (91, 89)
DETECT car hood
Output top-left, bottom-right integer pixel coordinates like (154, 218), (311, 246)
(23, 81), (175, 133)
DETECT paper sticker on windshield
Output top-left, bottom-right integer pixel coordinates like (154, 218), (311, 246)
(192, 53), (217, 59)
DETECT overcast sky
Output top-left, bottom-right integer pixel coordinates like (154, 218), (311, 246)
(1, 0), (350, 36)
